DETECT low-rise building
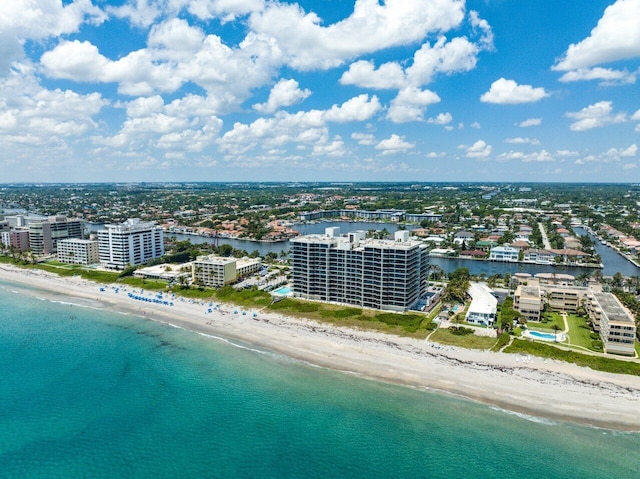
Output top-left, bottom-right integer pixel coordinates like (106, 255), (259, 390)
(57, 238), (99, 265)
(465, 282), (497, 326)
(585, 292), (637, 356)
(192, 255), (261, 288)
(514, 281), (543, 322)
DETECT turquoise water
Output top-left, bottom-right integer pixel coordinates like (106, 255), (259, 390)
(273, 286), (292, 295)
(528, 330), (560, 340)
(0, 282), (639, 478)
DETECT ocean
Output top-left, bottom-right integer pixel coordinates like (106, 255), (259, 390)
(0, 281), (639, 478)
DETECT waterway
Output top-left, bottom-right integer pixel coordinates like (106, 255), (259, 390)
(167, 221), (414, 257)
(573, 227), (640, 277)
(169, 222), (585, 277)
(96, 220), (638, 278)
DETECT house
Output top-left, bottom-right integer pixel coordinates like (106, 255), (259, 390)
(465, 283), (497, 326)
(453, 230), (474, 246)
(549, 248), (588, 264)
(523, 248), (556, 264)
(489, 246), (519, 262)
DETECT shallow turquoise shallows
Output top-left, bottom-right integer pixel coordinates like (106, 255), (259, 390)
(0, 281), (639, 479)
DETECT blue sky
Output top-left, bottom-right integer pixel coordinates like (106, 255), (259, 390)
(1, 0), (640, 183)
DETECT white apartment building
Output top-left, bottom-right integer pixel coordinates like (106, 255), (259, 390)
(291, 228), (429, 312)
(98, 219), (164, 270)
(192, 255), (261, 287)
(57, 238), (100, 265)
(585, 292), (637, 356)
(465, 282), (497, 326)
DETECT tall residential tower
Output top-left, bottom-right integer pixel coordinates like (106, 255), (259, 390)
(98, 219), (164, 270)
(291, 228), (428, 312)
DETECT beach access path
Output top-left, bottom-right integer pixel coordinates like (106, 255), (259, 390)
(1, 263), (639, 431)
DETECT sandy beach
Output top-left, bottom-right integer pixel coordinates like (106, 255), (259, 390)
(1, 263), (639, 431)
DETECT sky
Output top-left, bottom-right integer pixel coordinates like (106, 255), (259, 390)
(1, 0), (640, 183)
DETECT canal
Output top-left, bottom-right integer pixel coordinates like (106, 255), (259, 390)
(572, 227), (640, 277)
(169, 221), (636, 277)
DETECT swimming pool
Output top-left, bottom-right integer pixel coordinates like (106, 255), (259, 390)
(525, 330), (565, 342)
(273, 286), (292, 295)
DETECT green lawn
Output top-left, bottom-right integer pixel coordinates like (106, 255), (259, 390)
(429, 328), (497, 350)
(267, 297), (436, 337)
(564, 313), (598, 350)
(535, 311), (565, 332)
(504, 339), (640, 376)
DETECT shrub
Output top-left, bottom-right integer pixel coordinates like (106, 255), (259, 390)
(451, 326), (474, 336)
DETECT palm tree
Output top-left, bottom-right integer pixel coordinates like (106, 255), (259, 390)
(551, 324), (561, 342)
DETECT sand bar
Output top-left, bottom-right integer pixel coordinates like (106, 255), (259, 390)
(1, 263), (639, 431)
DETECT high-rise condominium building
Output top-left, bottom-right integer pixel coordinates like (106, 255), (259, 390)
(28, 216), (83, 255)
(291, 228), (429, 311)
(97, 219), (164, 270)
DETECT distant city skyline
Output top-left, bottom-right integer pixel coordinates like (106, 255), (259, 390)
(1, 0), (639, 183)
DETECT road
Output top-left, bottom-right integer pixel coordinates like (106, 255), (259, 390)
(538, 222), (552, 249)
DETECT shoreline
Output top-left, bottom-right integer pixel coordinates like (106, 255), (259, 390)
(1, 263), (639, 432)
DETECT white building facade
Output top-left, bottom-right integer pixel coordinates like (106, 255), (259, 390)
(488, 246), (520, 262)
(465, 282), (498, 326)
(98, 219), (164, 269)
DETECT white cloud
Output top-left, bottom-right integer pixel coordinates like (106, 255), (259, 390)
(606, 144), (638, 158)
(218, 95), (379, 155)
(522, 150), (554, 163)
(480, 78), (549, 104)
(94, 93), (222, 154)
(107, 0), (162, 27)
(573, 144), (638, 166)
(553, 0), (640, 71)
(312, 138), (346, 158)
(375, 134), (415, 155)
(324, 94), (381, 123)
(427, 112), (453, 125)
(558, 67), (636, 86)
(0, 0), (106, 74)
(41, 25), (282, 108)
(387, 87), (440, 123)
(248, 0), (466, 70)
(339, 60), (406, 89)
(470, 121), (480, 129)
(469, 10), (494, 51)
(496, 150), (554, 163)
(505, 137), (541, 145)
(518, 118), (542, 127)
(465, 140), (492, 158)
(405, 36), (481, 86)
(555, 150), (579, 157)
(340, 12), (492, 91)
(0, 65), (106, 147)
(253, 79), (311, 114)
(351, 133), (377, 146)
(632, 109), (640, 120)
(566, 101), (627, 131)
(108, 0), (264, 27)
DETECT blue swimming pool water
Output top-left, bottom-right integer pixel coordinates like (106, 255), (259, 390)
(273, 286), (292, 295)
(528, 330), (558, 340)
